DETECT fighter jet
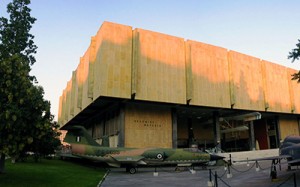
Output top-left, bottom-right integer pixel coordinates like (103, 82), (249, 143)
(234, 135), (300, 179)
(279, 136), (300, 166)
(58, 126), (224, 174)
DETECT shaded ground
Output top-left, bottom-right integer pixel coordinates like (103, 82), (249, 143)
(101, 161), (300, 187)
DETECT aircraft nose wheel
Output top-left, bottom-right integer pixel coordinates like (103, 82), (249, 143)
(127, 167), (137, 174)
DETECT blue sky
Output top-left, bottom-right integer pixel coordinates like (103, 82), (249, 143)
(1, 0), (300, 120)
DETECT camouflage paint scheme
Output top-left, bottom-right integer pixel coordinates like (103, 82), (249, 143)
(279, 136), (300, 165)
(59, 126), (224, 173)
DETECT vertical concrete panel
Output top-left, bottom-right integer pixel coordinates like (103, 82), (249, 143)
(77, 59), (84, 110)
(228, 51), (265, 110)
(187, 40), (231, 108)
(263, 60), (291, 112)
(65, 81), (72, 121)
(88, 37), (96, 99)
(261, 61), (269, 110)
(288, 68), (300, 114)
(131, 29), (139, 98)
(93, 22), (132, 99)
(61, 90), (67, 125)
(134, 29), (186, 104)
(92, 30), (103, 99)
(81, 50), (92, 109)
(124, 104), (172, 148)
(58, 96), (63, 126)
(70, 71), (76, 116)
(185, 42), (193, 102)
(72, 70), (80, 116)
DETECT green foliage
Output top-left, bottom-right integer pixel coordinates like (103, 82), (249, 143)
(0, 0), (60, 172)
(288, 39), (300, 62)
(288, 39), (300, 82)
(22, 121), (62, 162)
(0, 158), (105, 187)
(0, 0), (37, 66)
(292, 71), (300, 83)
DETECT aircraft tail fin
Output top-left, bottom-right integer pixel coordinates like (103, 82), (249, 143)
(64, 125), (100, 146)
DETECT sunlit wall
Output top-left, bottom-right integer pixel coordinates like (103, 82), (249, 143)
(58, 21), (300, 126)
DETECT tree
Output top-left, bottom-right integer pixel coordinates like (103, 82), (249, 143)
(0, 0), (60, 173)
(29, 121), (61, 162)
(20, 114), (61, 162)
(17, 86), (61, 162)
(288, 39), (300, 82)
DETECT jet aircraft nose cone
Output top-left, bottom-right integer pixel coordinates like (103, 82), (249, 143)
(210, 154), (225, 161)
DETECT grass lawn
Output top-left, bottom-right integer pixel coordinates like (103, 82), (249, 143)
(0, 158), (106, 187)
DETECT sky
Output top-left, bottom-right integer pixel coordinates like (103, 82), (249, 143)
(1, 0), (300, 121)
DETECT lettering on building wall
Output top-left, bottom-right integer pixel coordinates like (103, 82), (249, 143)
(133, 119), (164, 128)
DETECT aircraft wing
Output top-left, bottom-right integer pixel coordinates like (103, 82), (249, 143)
(111, 155), (146, 163)
(287, 158), (300, 165)
(72, 154), (104, 161)
(108, 155), (147, 167)
(234, 155), (292, 163)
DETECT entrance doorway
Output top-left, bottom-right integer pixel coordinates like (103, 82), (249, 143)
(176, 116), (215, 149)
(220, 120), (250, 152)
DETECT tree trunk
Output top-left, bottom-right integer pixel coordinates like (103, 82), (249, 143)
(0, 153), (5, 174)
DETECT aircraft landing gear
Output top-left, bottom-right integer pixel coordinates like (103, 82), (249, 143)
(126, 166), (137, 174)
(270, 159), (278, 180)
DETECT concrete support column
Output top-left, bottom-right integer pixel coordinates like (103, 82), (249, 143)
(249, 121), (256, 150)
(171, 109), (178, 148)
(118, 104), (125, 147)
(275, 116), (281, 148)
(188, 118), (194, 147)
(298, 117), (300, 135)
(213, 111), (221, 153)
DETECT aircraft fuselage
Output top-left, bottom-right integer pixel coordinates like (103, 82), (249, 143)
(71, 143), (213, 165)
(279, 136), (300, 165)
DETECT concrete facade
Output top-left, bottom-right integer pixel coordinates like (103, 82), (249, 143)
(58, 22), (300, 150)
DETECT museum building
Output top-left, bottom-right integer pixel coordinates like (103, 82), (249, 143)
(58, 21), (300, 152)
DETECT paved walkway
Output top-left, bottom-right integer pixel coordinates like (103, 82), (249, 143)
(100, 149), (300, 187)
